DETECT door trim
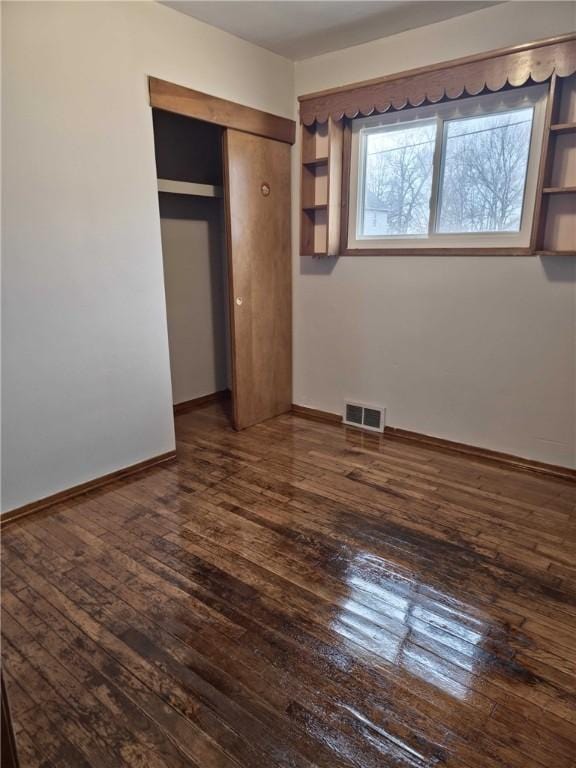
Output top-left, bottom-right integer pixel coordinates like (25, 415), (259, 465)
(149, 77), (296, 145)
(222, 131), (241, 429)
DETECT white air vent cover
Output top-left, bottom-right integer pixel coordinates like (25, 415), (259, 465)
(343, 401), (386, 433)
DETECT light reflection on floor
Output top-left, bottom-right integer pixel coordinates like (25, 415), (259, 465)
(331, 552), (491, 701)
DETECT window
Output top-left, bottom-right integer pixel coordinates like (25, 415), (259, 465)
(348, 84), (548, 251)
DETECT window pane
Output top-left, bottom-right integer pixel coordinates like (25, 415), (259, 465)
(361, 121), (436, 237)
(436, 108), (534, 234)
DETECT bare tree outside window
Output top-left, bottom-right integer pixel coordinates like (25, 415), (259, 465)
(436, 108), (534, 233)
(352, 88), (544, 249)
(362, 121), (436, 237)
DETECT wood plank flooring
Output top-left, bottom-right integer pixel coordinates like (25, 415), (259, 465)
(2, 403), (576, 768)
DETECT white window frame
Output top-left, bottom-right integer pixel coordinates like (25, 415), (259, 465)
(347, 83), (548, 251)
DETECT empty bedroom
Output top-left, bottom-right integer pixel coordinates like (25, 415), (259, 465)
(1, 1), (575, 767)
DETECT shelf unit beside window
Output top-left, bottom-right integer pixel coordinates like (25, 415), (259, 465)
(298, 35), (576, 258)
(300, 119), (343, 256)
(534, 73), (576, 255)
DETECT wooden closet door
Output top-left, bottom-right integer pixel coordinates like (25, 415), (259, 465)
(223, 129), (292, 430)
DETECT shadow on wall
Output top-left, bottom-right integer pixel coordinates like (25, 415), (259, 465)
(211, 202), (230, 389)
(540, 255), (576, 282)
(300, 254), (576, 281)
(300, 255), (339, 275)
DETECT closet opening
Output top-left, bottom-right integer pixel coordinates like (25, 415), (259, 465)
(152, 109), (232, 426)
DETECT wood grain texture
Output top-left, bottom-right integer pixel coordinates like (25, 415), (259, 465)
(292, 403), (576, 481)
(224, 130), (292, 430)
(2, 675), (20, 768)
(0, 452), (177, 529)
(298, 34), (576, 125)
(2, 402), (576, 768)
(149, 77), (295, 145)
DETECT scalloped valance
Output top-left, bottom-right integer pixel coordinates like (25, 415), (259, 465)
(298, 33), (576, 126)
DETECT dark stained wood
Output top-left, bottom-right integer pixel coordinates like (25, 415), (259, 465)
(292, 403), (576, 481)
(0, 451), (176, 529)
(149, 78), (295, 145)
(298, 33), (576, 125)
(2, 675), (20, 768)
(2, 401), (576, 768)
(223, 130), (292, 430)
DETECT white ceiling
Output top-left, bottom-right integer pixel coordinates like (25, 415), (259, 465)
(161, 1), (499, 60)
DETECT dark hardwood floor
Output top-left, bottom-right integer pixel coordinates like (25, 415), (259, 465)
(2, 403), (576, 768)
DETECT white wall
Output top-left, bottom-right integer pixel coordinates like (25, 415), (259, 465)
(293, 2), (576, 468)
(1, 1), (294, 512)
(160, 199), (229, 404)
(3, 1), (575, 516)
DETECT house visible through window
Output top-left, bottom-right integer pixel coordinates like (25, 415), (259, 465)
(348, 84), (548, 251)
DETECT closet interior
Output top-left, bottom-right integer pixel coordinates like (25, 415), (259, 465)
(152, 109), (231, 417)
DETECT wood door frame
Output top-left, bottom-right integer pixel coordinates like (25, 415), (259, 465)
(221, 132), (241, 428)
(149, 77), (296, 145)
(150, 78), (295, 429)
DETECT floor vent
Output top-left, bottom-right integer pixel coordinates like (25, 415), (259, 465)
(343, 401), (386, 433)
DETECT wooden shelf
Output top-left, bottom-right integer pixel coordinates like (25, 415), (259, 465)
(550, 122), (576, 134)
(300, 118), (344, 257)
(542, 186), (576, 194)
(303, 156), (329, 168)
(534, 73), (576, 254)
(157, 179), (223, 197)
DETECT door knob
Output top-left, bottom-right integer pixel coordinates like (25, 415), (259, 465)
(236, 297), (243, 306)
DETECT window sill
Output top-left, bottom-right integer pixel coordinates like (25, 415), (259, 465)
(340, 247), (536, 257)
